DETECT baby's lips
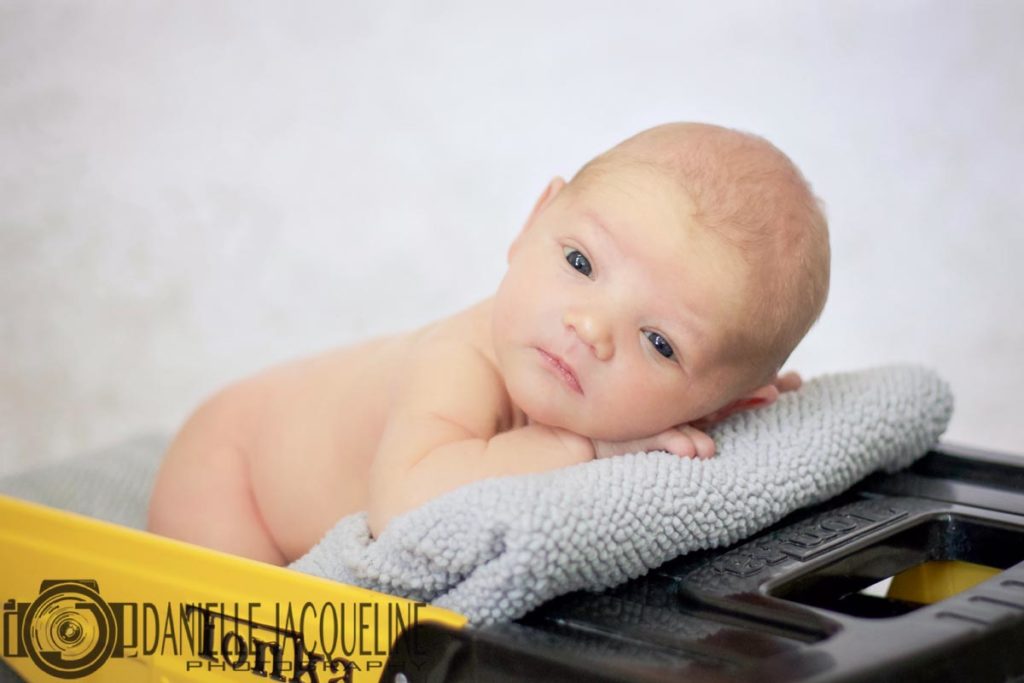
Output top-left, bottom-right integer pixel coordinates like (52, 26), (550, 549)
(538, 347), (584, 394)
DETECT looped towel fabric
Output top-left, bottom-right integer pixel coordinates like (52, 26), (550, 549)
(290, 365), (954, 624)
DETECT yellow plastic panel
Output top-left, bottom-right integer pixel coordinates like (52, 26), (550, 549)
(0, 495), (465, 682)
(887, 559), (1001, 605)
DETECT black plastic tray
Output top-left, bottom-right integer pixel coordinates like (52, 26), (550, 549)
(383, 443), (1024, 682)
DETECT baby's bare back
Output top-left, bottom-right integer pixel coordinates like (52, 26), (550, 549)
(148, 328), (423, 563)
(148, 301), (501, 564)
(242, 333), (418, 560)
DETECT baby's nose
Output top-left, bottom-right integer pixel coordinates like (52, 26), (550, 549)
(563, 310), (614, 361)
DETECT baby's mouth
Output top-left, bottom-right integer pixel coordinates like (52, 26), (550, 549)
(537, 348), (583, 395)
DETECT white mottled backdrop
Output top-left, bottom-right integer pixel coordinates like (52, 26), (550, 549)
(1, 1), (1021, 475)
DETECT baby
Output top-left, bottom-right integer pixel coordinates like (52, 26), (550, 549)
(147, 122), (830, 565)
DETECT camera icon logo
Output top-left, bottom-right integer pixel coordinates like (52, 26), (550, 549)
(10, 580), (117, 679)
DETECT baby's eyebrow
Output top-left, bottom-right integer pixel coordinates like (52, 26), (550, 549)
(670, 316), (708, 362)
(582, 210), (619, 249)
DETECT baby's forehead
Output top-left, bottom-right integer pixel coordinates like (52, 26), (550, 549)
(572, 153), (683, 193)
(579, 186), (754, 325)
(568, 160), (698, 223)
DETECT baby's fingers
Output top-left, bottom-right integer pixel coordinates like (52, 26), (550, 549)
(649, 429), (695, 458)
(774, 371), (803, 393)
(679, 425), (716, 460)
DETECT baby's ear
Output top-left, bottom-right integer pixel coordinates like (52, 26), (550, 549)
(692, 384), (780, 428)
(509, 176), (566, 261)
(529, 176), (566, 224)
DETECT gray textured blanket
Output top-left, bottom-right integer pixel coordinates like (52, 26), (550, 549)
(290, 365), (953, 624)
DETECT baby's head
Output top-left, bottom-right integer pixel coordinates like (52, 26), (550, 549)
(492, 122), (830, 442)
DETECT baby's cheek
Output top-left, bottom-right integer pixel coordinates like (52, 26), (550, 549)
(615, 397), (696, 437)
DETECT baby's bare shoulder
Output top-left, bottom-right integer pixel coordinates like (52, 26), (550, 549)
(398, 327), (512, 437)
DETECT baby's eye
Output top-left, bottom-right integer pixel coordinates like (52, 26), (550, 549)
(563, 247), (592, 277)
(645, 331), (675, 359)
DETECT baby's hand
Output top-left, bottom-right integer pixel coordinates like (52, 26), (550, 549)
(586, 371), (802, 462)
(591, 424), (716, 461)
(773, 370), (803, 393)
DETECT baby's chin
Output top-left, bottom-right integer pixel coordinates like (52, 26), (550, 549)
(505, 378), (586, 433)
(514, 393), (679, 442)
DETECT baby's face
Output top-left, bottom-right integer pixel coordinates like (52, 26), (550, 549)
(492, 164), (764, 442)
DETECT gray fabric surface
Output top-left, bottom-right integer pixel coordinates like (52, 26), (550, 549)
(0, 434), (167, 528)
(290, 365), (953, 624)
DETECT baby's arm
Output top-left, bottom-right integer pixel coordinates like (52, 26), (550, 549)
(591, 425), (717, 460)
(368, 339), (803, 535)
(366, 341), (595, 536)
